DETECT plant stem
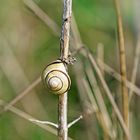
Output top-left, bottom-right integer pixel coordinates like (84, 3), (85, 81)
(114, 0), (129, 139)
(60, 0), (72, 61)
(58, 93), (68, 140)
(58, 0), (72, 140)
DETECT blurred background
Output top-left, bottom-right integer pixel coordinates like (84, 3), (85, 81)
(0, 0), (140, 140)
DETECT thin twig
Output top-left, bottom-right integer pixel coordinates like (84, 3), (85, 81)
(60, 0), (72, 61)
(29, 115), (83, 129)
(114, 0), (129, 135)
(58, 0), (72, 140)
(68, 115), (83, 128)
(29, 119), (58, 128)
(58, 93), (68, 140)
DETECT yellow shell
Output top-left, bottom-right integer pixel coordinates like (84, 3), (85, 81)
(42, 60), (71, 95)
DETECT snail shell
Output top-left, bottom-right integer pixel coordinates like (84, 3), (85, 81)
(42, 59), (71, 95)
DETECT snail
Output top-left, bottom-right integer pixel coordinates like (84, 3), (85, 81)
(42, 59), (71, 95)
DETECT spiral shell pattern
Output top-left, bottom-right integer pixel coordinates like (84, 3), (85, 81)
(42, 60), (71, 94)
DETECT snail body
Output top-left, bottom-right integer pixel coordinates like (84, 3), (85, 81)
(42, 59), (71, 95)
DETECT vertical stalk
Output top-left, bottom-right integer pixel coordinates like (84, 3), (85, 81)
(114, 0), (129, 139)
(60, 0), (72, 61)
(58, 93), (68, 140)
(58, 0), (72, 140)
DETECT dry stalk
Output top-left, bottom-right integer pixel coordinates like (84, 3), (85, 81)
(114, 0), (129, 136)
(58, 0), (72, 140)
(29, 116), (82, 129)
(29, 119), (58, 128)
(68, 115), (83, 128)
